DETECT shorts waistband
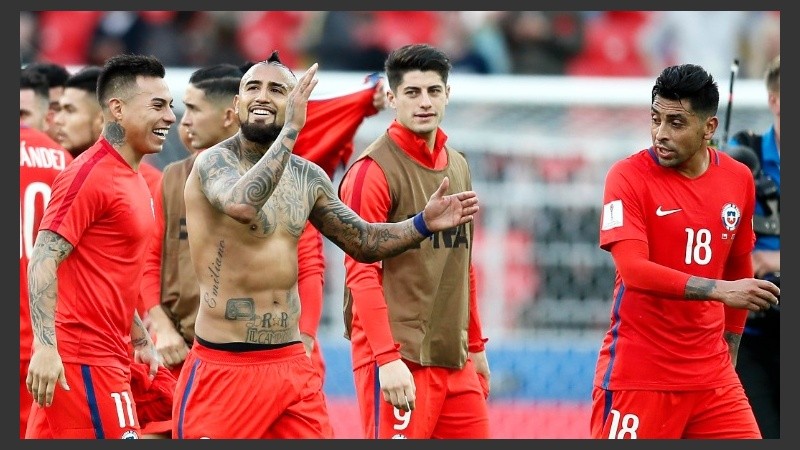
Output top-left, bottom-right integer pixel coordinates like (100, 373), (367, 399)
(192, 336), (305, 364)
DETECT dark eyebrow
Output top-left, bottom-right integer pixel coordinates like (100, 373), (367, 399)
(266, 81), (288, 90)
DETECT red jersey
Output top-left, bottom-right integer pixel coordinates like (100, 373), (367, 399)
(140, 159), (163, 196)
(38, 137), (155, 370)
(595, 147), (756, 390)
(20, 125), (73, 361)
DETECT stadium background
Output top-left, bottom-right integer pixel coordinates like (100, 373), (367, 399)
(22, 11), (778, 438)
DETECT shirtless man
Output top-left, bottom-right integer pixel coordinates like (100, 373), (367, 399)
(172, 60), (479, 439)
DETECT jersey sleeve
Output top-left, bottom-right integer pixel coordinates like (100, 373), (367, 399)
(39, 163), (107, 246)
(599, 160), (648, 251)
(297, 222), (325, 339)
(339, 158), (402, 365)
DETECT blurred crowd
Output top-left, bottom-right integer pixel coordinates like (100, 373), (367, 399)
(21, 11), (779, 80)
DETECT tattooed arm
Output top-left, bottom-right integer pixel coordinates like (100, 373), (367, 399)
(131, 309), (161, 377)
(28, 230), (72, 350)
(724, 331), (742, 367)
(26, 230), (73, 407)
(194, 131), (298, 224)
(610, 239), (780, 310)
(195, 63), (319, 224)
(305, 165), (479, 263)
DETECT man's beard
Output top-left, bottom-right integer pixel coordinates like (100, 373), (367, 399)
(240, 121), (282, 145)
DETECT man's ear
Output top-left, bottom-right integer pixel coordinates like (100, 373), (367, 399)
(108, 98), (124, 121)
(223, 107), (237, 128)
(704, 116), (719, 141)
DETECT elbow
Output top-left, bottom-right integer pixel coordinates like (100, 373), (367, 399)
(354, 252), (381, 264)
(224, 203), (258, 224)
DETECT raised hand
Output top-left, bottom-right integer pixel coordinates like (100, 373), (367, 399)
(420, 177), (479, 232)
(285, 63), (319, 132)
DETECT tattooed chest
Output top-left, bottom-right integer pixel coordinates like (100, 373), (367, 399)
(247, 177), (310, 238)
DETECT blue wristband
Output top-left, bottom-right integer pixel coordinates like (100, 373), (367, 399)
(413, 212), (433, 237)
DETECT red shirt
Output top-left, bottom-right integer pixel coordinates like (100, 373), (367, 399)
(20, 125), (73, 361)
(595, 147), (755, 390)
(339, 120), (486, 369)
(39, 137), (155, 370)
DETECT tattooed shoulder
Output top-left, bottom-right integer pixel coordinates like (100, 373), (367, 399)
(33, 230), (74, 264)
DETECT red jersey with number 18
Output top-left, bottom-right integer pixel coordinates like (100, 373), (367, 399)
(595, 147), (756, 391)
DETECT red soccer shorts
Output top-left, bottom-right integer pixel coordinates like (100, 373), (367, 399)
(590, 384), (761, 439)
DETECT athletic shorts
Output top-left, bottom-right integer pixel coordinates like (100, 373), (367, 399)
(172, 338), (332, 439)
(26, 362), (141, 439)
(590, 384), (761, 439)
(353, 357), (489, 439)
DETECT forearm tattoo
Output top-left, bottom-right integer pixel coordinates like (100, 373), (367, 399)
(131, 313), (150, 348)
(685, 276), (715, 299)
(28, 230), (73, 347)
(311, 190), (421, 263)
(724, 330), (741, 366)
(223, 295), (299, 344)
(200, 128), (300, 218)
(103, 122), (125, 147)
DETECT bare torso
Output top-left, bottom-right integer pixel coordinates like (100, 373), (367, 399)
(185, 153), (318, 345)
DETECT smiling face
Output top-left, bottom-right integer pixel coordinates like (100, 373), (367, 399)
(235, 62), (296, 145)
(117, 76), (176, 155)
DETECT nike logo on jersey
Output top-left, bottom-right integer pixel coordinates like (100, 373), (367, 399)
(656, 206), (682, 217)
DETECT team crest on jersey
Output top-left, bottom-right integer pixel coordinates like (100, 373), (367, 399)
(121, 430), (140, 439)
(721, 203), (741, 231)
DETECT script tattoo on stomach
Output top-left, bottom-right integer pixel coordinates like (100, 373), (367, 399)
(224, 298), (293, 344)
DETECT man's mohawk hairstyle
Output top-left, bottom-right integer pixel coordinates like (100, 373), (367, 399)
(265, 50), (295, 77)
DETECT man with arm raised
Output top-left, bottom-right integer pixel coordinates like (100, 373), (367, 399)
(174, 59), (478, 439)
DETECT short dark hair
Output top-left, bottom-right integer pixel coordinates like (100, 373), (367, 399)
(97, 54), (166, 107)
(189, 63), (244, 84)
(20, 68), (50, 100)
(765, 55), (779, 94)
(384, 44), (451, 92)
(24, 62), (70, 88)
(652, 64), (719, 118)
(65, 65), (102, 97)
(194, 76), (241, 105)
